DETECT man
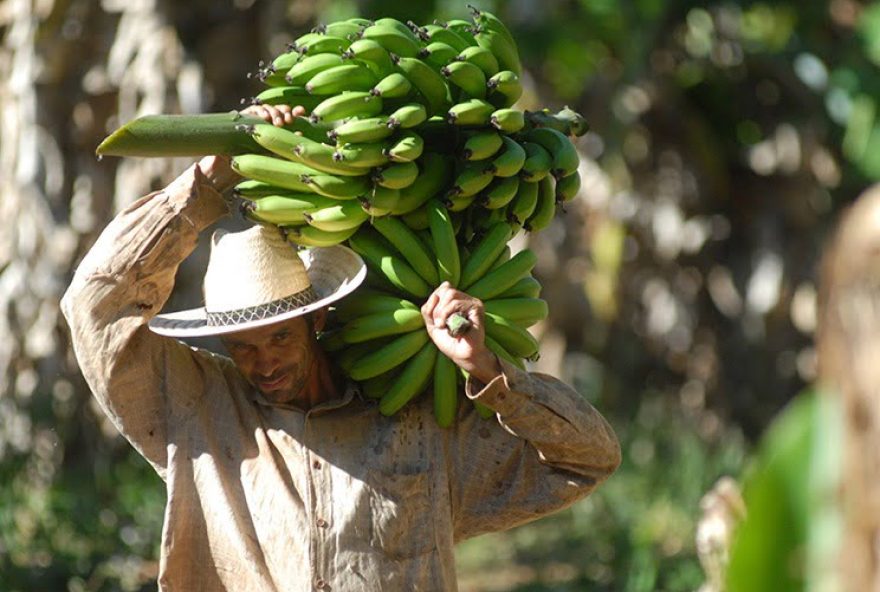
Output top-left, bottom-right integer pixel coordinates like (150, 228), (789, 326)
(62, 103), (621, 591)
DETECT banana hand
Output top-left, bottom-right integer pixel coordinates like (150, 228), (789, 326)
(420, 282), (501, 384)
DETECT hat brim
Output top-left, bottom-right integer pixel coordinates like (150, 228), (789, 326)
(148, 244), (366, 338)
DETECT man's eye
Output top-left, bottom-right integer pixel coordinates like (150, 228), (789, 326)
(273, 332), (290, 342)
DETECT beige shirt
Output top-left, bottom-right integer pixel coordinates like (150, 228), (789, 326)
(61, 163), (621, 592)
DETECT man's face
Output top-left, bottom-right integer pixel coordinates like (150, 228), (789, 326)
(221, 315), (318, 404)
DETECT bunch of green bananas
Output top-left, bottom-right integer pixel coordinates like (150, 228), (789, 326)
(95, 7), (589, 426)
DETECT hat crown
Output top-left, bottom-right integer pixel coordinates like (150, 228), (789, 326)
(204, 225), (311, 313)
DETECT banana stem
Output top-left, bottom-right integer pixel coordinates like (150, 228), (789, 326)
(447, 312), (472, 337)
(96, 112), (266, 157)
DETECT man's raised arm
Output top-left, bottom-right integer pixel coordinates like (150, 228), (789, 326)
(61, 155), (234, 477)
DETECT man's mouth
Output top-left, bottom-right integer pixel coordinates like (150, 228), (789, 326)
(258, 373), (290, 391)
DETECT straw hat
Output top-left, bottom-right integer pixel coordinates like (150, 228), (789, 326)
(148, 224), (366, 338)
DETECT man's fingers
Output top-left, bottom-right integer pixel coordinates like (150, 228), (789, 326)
(421, 291), (440, 329)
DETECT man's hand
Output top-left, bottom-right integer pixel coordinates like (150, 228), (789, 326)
(198, 104), (307, 193)
(421, 282), (502, 384)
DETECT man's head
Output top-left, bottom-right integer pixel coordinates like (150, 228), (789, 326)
(221, 309), (327, 405)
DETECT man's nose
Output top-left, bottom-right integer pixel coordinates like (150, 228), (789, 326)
(254, 351), (280, 376)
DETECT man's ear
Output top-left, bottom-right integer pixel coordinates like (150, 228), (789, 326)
(312, 307), (328, 332)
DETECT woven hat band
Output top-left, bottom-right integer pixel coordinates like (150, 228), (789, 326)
(205, 285), (319, 327)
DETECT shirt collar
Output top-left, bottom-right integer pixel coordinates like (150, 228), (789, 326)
(250, 380), (361, 414)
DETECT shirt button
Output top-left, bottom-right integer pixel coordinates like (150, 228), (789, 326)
(316, 518), (328, 528)
(312, 460), (321, 469)
(315, 578), (327, 589)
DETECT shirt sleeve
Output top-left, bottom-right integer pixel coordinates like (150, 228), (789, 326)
(60, 163), (230, 479)
(445, 357), (621, 541)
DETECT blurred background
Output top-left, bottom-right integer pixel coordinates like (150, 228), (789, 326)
(1, 0), (876, 590)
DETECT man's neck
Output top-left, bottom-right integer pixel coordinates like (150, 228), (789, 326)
(296, 346), (344, 410)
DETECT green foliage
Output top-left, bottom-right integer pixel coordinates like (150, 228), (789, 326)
(726, 391), (843, 592)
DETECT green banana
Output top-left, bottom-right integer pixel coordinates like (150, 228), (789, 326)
(391, 152), (453, 214)
(334, 141), (390, 168)
(459, 221), (512, 289)
(379, 341), (438, 416)
(422, 23), (471, 52)
(372, 160), (419, 189)
(481, 175), (520, 209)
(442, 60), (487, 100)
(484, 334), (526, 370)
(249, 123), (365, 176)
(419, 42), (460, 72)
(348, 227), (432, 298)
(427, 198), (460, 287)
(339, 340), (384, 374)
(488, 244), (511, 270)
(465, 248), (537, 301)
(234, 179), (285, 198)
(471, 6), (522, 75)
(484, 297), (549, 327)
(240, 193), (336, 225)
(486, 70), (522, 107)
(519, 141), (553, 181)
(341, 38), (395, 78)
(370, 72), (413, 99)
(361, 367), (401, 399)
(447, 98), (495, 126)
(340, 308), (425, 344)
(231, 154), (315, 192)
(349, 329), (429, 380)
(462, 129), (503, 161)
(508, 179), (540, 226)
(358, 185), (400, 216)
(446, 19), (479, 46)
(286, 53), (344, 86)
(254, 86), (324, 110)
(401, 205), (430, 230)
(393, 55), (452, 116)
(306, 63), (378, 95)
(301, 171), (371, 199)
(296, 35), (351, 56)
(371, 215), (440, 285)
(285, 224), (359, 247)
(314, 19), (366, 40)
(303, 200), (369, 231)
(334, 290), (419, 323)
(525, 175), (557, 231)
(525, 107), (590, 137)
(328, 116), (394, 144)
(446, 193), (477, 212)
(266, 51), (301, 84)
(384, 130), (424, 162)
(456, 45), (499, 78)
(496, 275), (542, 299)
(523, 127), (579, 178)
(433, 352), (459, 428)
(387, 103), (428, 128)
(491, 135), (527, 177)
(360, 23), (421, 58)
(450, 161), (495, 197)
(485, 312), (539, 359)
(556, 170), (581, 202)
(490, 107), (525, 133)
(310, 91), (383, 123)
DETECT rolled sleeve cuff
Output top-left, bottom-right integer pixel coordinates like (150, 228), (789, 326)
(464, 357), (532, 414)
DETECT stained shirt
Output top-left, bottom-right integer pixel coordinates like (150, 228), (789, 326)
(61, 163), (621, 591)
